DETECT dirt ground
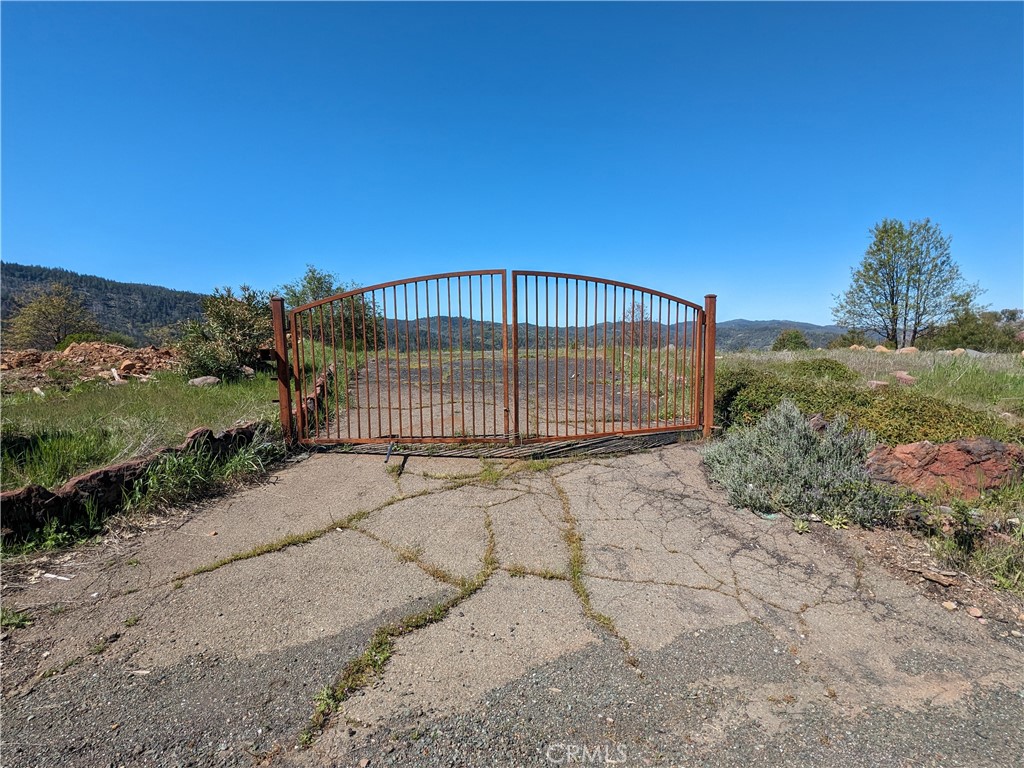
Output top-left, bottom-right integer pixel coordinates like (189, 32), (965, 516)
(2, 445), (1022, 768)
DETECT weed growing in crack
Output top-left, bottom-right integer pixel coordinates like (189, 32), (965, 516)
(551, 476), (637, 666)
(301, 512), (499, 746)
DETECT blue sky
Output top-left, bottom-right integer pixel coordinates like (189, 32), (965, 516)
(2, 1), (1021, 324)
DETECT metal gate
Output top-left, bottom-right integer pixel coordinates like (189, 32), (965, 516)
(271, 270), (716, 447)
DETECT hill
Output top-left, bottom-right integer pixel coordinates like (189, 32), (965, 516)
(1, 263), (205, 345)
(715, 319), (857, 351)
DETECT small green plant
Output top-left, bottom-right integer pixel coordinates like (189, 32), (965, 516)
(701, 400), (897, 527)
(1, 606), (33, 629)
(124, 615), (140, 627)
(792, 519), (810, 534)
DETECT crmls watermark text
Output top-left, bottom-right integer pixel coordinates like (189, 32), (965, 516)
(545, 743), (629, 764)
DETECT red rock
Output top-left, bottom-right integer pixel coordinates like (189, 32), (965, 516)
(892, 371), (917, 385)
(967, 606), (983, 618)
(866, 438), (1024, 500)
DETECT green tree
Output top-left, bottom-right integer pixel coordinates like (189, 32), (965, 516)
(279, 265), (383, 350)
(771, 328), (811, 351)
(832, 219), (980, 348)
(919, 302), (1024, 352)
(176, 286), (272, 378)
(5, 283), (100, 350)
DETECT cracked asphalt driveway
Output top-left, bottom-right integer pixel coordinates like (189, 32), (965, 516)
(3, 445), (1023, 767)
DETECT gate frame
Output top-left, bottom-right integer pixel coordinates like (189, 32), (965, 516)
(270, 273), (716, 447)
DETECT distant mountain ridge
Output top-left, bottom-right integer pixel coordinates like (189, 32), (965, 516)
(715, 318), (855, 351)
(1, 262), (205, 345)
(0, 262), (851, 350)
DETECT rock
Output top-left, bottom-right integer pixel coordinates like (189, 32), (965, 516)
(949, 348), (966, 356)
(239, 365), (256, 378)
(966, 607), (983, 618)
(865, 437), (1024, 500)
(942, 601), (957, 611)
(849, 344), (867, 351)
(1012, 630), (1023, 638)
(806, 414), (828, 432)
(866, 380), (889, 390)
(872, 345), (891, 353)
(188, 376), (221, 387)
(896, 346), (919, 354)
(892, 371), (917, 386)
(119, 360), (139, 374)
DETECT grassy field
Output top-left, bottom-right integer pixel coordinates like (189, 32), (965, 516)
(1, 372), (280, 491)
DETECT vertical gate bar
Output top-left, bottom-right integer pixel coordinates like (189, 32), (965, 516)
(348, 298), (361, 439)
(467, 277), (476, 438)
(552, 277), (559, 437)
(403, 284), (413, 437)
(573, 279), (580, 434)
(292, 312), (305, 440)
(358, 295), (370, 438)
(523, 277), (529, 437)
(564, 278), (570, 436)
(673, 302), (681, 424)
(423, 282), (436, 438)
(416, 284), (426, 437)
(318, 305), (328, 437)
(309, 308), (320, 439)
(593, 280), (599, 433)
(585, 278), (593, 436)
(457, 277), (467, 437)
(601, 282), (608, 432)
(339, 300), (352, 440)
(392, 286), (402, 438)
(329, 302), (340, 440)
(702, 294), (717, 438)
(534, 276), (540, 437)
(655, 295), (663, 426)
(369, 292), (382, 438)
(434, 280), (444, 438)
(545, 276), (551, 437)
(610, 285), (617, 430)
(381, 289), (393, 438)
(630, 288), (638, 427)
(270, 298), (293, 445)
(693, 311), (701, 427)
(505, 271), (515, 440)
(447, 279), (455, 436)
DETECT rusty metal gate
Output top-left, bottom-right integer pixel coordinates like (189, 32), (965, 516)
(271, 270), (716, 447)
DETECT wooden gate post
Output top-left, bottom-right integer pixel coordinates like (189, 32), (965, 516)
(270, 297), (294, 445)
(702, 294), (717, 438)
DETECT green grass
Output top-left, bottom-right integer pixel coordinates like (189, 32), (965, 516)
(1, 606), (33, 629)
(1, 372), (279, 491)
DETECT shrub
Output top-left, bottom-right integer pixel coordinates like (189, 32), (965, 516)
(701, 400), (897, 527)
(176, 286), (272, 379)
(772, 328), (811, 351)
(854, 388), (1017, 444)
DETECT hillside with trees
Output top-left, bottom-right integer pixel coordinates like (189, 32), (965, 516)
(1, 263), (205, 345)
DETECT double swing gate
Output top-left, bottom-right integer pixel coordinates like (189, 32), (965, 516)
(271, 270), (716, 448)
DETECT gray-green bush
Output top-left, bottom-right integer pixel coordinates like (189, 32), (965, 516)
(701, 399), (898, 527)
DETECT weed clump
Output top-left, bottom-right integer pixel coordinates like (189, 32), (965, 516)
(702, 400), (897, 527)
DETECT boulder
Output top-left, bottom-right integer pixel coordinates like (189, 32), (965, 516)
(188, 376), (221, 387)
(849, 344), (867, 350)
(866, 438), (1024, 500)
(948, 348), (966, 356)
(896, 346), (918, 354)
(872, 345), (891, 353)
(866, 380), (889, 390)
(892, 371), (917, 386)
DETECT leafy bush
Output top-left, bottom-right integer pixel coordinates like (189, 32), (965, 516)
(701, 400), (897, 527)
(176, 286), (272, 379)
(713, 358), (1020, 444)
(772, 328), (811, 351)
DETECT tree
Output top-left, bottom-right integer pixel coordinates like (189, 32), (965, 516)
(278, 264), (383, 351)
(919, 301), (1024, 353)
(623, 301), (650, 347)
(5, 283), (100, 350)
(176, 285), (272, 378)
(771, 328), (811, 351)
(832, 219), (980, 348)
